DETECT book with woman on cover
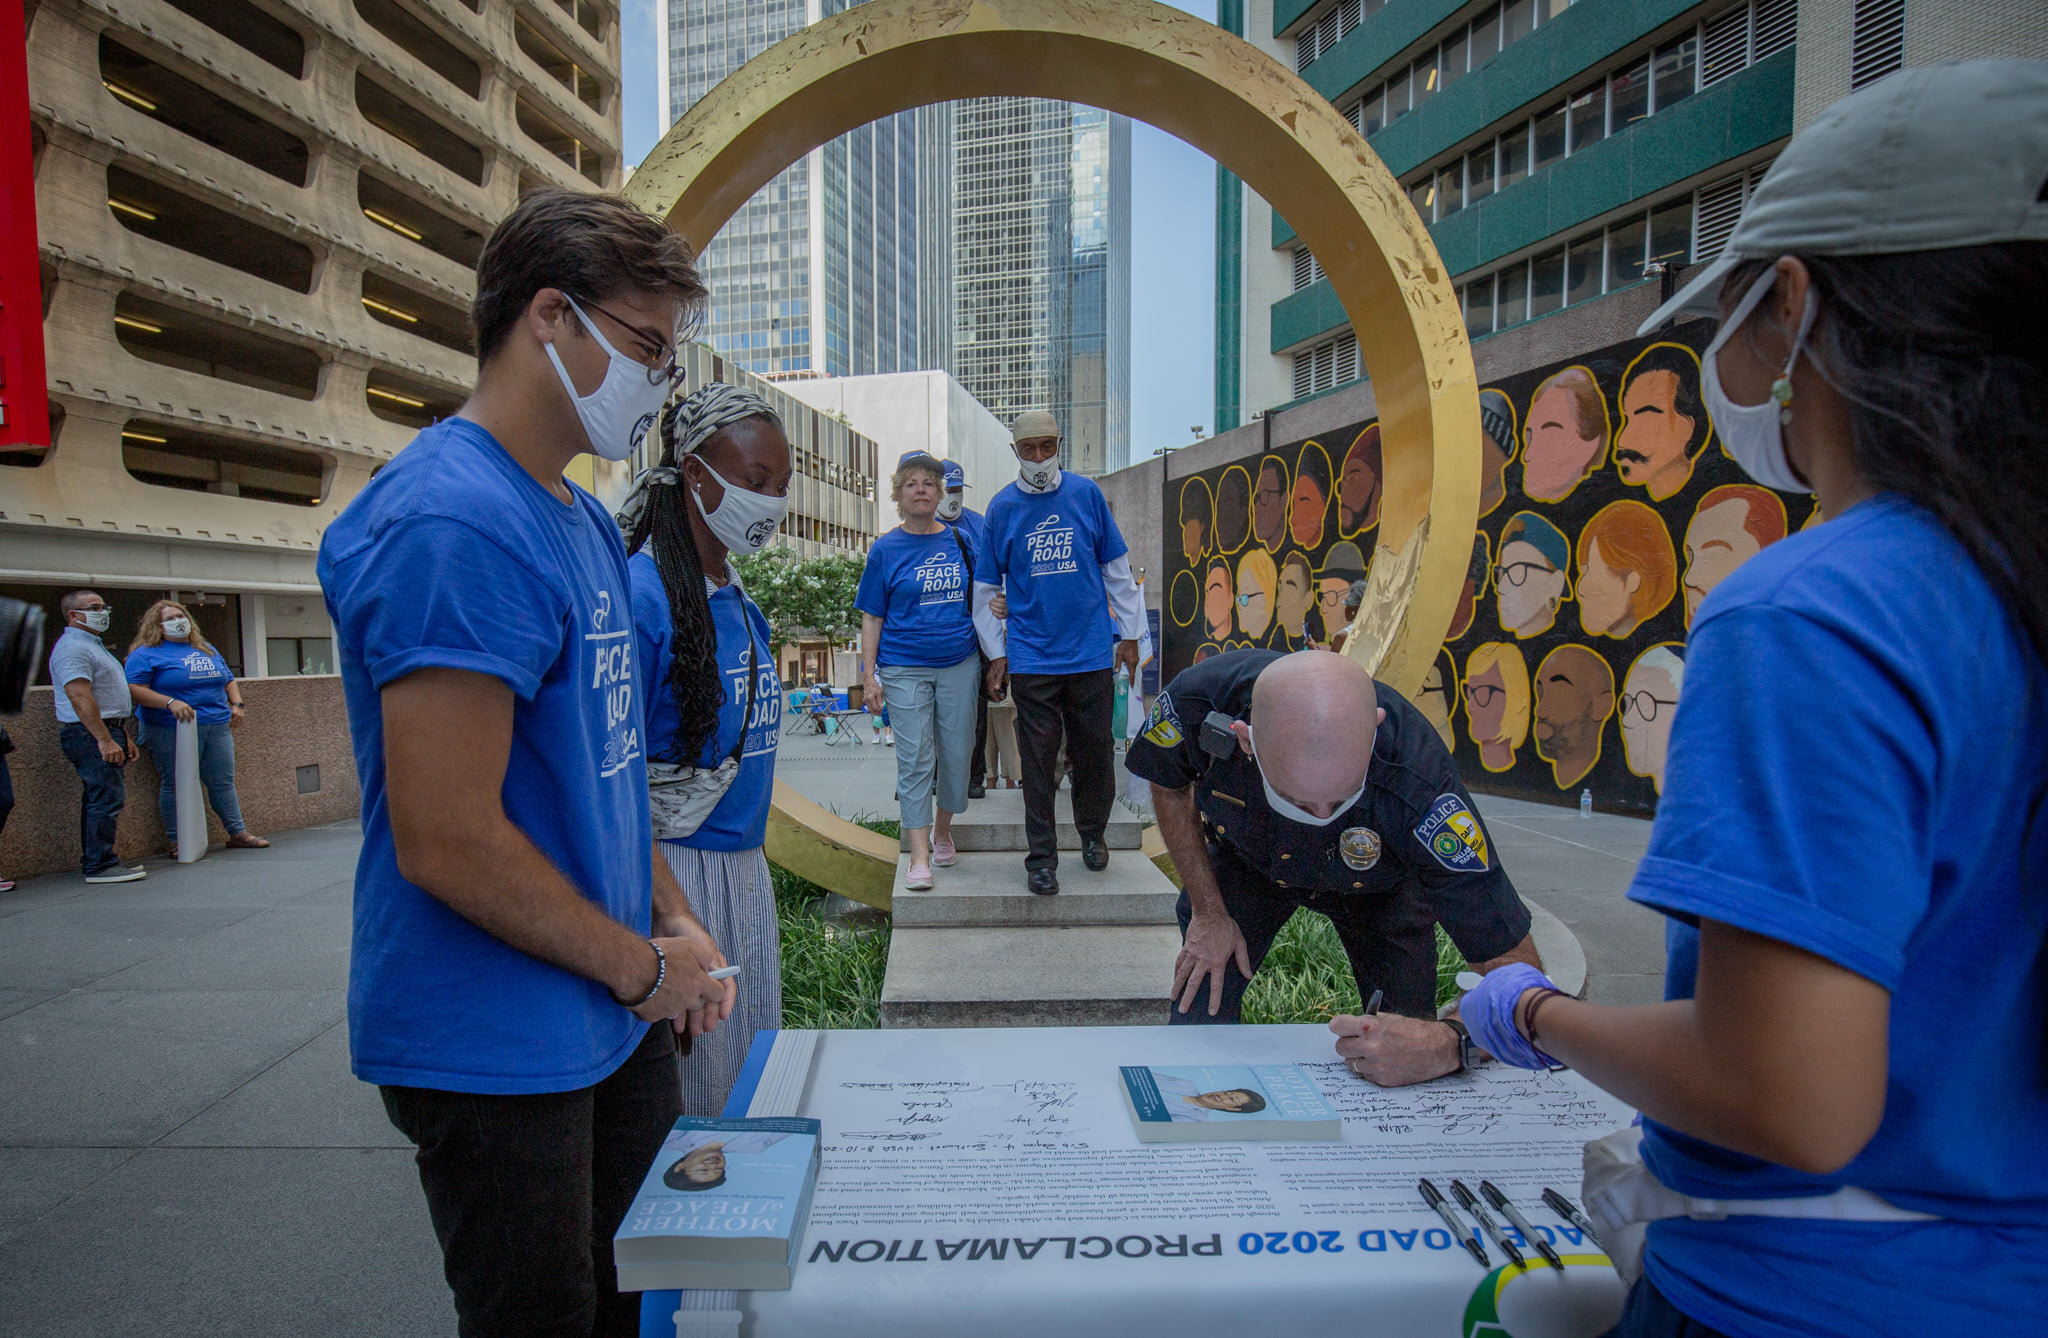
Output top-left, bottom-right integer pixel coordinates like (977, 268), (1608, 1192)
(1119, 1065), (1342, 1142)
(614, 1115), (822, 1291)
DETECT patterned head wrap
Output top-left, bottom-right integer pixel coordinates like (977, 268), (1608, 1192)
(615, 382), (781, 541)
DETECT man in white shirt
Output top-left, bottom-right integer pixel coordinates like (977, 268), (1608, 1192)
(49, 590), (143, 883)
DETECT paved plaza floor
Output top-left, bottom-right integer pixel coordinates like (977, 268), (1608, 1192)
(0, 731), (1664, 1334)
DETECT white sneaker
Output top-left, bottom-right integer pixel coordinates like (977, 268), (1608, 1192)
(85, 867), (147, 884)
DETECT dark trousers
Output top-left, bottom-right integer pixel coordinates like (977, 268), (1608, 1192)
(58, 720), (128, 876)
(1010, 668), (1115, 870)
(380, 1024), (683, 1338)
(0, 752), (14, 842)
(1168, 842), (1441, 1024)
(1604, 1274), (1729, 1338)
(970, 655), (991, 787)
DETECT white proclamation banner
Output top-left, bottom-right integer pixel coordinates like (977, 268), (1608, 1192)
(732, 1024), (1635, 1338)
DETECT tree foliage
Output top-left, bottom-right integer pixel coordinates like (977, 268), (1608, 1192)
(734, 546), (866, 647)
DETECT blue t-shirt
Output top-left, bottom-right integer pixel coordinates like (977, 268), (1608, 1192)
(318, 417), (654, 1095)
(1626, 494), (2048, 1336)
(949, 504), (986, 557)
(975, 475), (1127, 675)
(629, 549), (781, 851)
(854, 525), (978, 668)
(125, 642), (235, 726)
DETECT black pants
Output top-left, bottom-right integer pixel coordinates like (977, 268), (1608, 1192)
(970, 654), (991, 787)
(58, 720), (128, 876)
(1010, 668), (1115, 870)
(381, 1024), (682, 1338)
(1604, 1274), (1729, 1338)
(1168, 842), (1440, 1023)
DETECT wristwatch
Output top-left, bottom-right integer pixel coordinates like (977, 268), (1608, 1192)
(1440, 1017), (1475, 1074)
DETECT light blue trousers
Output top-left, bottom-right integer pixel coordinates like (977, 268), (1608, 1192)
(877, 654), (979, 831)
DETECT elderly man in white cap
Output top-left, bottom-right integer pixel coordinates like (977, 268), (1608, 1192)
(972, 410), (1145, 895)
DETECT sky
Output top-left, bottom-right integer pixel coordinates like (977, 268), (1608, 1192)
(616, 0), (1218, 464)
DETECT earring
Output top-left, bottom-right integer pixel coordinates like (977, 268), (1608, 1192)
(1771, 375), (1795, 426)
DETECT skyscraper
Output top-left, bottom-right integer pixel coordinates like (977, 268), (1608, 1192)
(952, 99), (1131, 475)
(659, 0), (952, 378)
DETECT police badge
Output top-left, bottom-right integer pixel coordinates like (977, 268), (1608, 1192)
(1339, 827), (1382, 871)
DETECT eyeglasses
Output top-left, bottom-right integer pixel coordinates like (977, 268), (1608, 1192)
(1235, 592), (1267, 608)
(578, 297), (683, 388)
(1464, 684), (1503, 708)
(1619, 692), (1678, 722)
(1494, 560), (1558, 589)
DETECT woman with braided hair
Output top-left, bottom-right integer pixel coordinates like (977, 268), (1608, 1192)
(621, 382), (794, 1116)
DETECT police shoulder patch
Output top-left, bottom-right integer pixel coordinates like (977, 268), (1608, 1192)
(1141, 690), (1183, 748)
(1413, 794), (1490, 873)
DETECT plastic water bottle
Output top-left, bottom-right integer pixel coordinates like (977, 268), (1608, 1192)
(1579, 788), (1593, 819)
(1111, 664), (1131, 741)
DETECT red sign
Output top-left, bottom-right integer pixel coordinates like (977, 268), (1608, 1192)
(0, 1), (51, 450)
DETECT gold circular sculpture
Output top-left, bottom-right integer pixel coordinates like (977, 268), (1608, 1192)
(625, 0), (1480, 904)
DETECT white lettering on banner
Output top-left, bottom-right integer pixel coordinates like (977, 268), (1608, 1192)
(585, 588), (640, 777)
(1023, 513), (1079, 578)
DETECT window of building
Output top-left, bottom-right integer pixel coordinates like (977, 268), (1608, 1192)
(1357, 85), (1385, 135)
(1498, 125), (1529, 190)
(1441, 30), (1468, 91)
(1466, 144), (1495, 204)
(1649, 198), (1693, 269)
(1464, 272), (1494, 339)
(1532, 101), (1567, 171)
(268, 637), (335, 675)
(1386, 67), (1411, 120)
(1564, 231), (1603, 306)
(1653, 34), (1698, 109)
(1409, 177), (1434, 221)
(1436, 161), (1464, 218)
(1495, 259), (1529, 327)
(1502, 0), (1534, 44)
(1568, 81), (1606, 152)
(1413, 49), (1439, 105)
(1530, 247), (1565, 315)
(1609, 58), (1651, 131)
(1606, 213), (1648, 289)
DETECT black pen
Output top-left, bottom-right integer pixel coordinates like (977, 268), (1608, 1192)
(1542, 1187), (1602, 1245)
(1364, 988), (1383, 1016)
(1480, 1180), (1563, 1272)
(1419, 1178), (1488, 1267)
(1452, 1179), (1524, 1269)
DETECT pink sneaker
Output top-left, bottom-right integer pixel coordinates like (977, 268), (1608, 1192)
(905, 861), (934, 891)
(932, 839), (957, 867)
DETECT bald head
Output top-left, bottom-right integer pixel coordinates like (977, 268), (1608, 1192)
(1248, 652), (1380, 818)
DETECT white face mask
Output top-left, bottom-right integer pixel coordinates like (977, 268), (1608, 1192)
(937, 491), (964, 522)
(1014, 445), (1061, 492)
(163, 618), (192, 640)
(1700, 265), (1817, 494)
(80, 608), (111, 634)
(542, 296), (671, 463)
(1247, 723), (1368, 827)
(691, 457), (789, 555)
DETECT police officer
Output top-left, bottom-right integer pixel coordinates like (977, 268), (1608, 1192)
(1125, 648), (1544, 1086)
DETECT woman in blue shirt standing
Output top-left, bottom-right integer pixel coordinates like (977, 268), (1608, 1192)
(620, 384), (792, 1117)
(1437, 64), (2048, 1337)
(856, 452), (981, 891)
(123, 599), (267, 856)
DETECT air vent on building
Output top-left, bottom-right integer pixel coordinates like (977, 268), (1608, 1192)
(1849, 0), (1903, 89)
(1699, 4), (1751, 85)
(1292, 329), (1360, 400)
(1694, 173), (1746, 260)
(1752, 0), (1797, 61)
(1293, 248), (1326, 291)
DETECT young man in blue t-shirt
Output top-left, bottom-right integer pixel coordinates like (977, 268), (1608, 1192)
(319, 190), (733, 1337)
(937, 458), (994, 798)
(973, 411), (1146, 894)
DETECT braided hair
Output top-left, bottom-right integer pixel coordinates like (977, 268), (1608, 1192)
(618, 383), (783, 766)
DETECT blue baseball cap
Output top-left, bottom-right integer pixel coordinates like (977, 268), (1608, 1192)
(896, 449), (943, 470)
(943, 460), (967, 489)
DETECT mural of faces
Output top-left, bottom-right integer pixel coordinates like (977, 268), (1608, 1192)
(1193, 642), (1221, 664)
(1169, 569), (1200, 627)
(1418, 648), (1458, 751)
(1478, 388), (1518, 518)
(1178, 477), (1213, 565)
(1236, 547), (1278, 641)
(1493, 511), (1572, 640)
(1339, 423), (1382, 535)
(1254, 456), (1289, 551)
(1448, 532), (1491, 641)
(1203, 559), (1233, 641)
(1616, 344), (1712, 503)
(1276, 551), (1315, 639)
(1463, 641), (1530, 774)
(1291, 442), (1332, 550)
(1533, 644), (1616, 791)
(1576, 500), (1677, 640)
(1317, 542), (1369, 642)
(1621, 644), (1686, 794)
(1682, 484), (1787, 627)
(1215, 465), (1252, 554)
(1521, 367), (1610, 504)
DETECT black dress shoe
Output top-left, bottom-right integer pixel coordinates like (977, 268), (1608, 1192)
(1027, 867), (1060, 896)
(968, 779), (987, 799)
(1082, 839), (1109, 871)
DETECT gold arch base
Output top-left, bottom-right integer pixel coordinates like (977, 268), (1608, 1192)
(627, 0), (1480, 907)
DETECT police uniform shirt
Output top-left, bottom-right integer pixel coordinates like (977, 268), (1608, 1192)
(1126, 649), (1532, 964)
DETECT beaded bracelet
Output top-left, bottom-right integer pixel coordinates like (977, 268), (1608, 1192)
(1521, 987), (1568, 1048)
(615, 940), (667, 1008)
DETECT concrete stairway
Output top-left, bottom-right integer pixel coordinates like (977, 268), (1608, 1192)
(879, 788), (1182, 1028)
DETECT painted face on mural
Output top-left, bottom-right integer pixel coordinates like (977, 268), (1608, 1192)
(1576, 537), (1639, 638)
(1522, 372), (1608, 503)
(1236, 550), (1277, 640)
(1215, 467), (1251, 552)
(1418, 654), (1456, 750)
(1339, 425), (1382, 533)
(1478, 389), (1517, 517)
(1494, 539), (1567, 639)
(1534, 645), (1614, 791)
(1276, 555), (1315, 637)
(1254, 458), (1288, 550)
(1290, 468), (1328, 549)
(1204, 561), (1233, 641)
(1621, 649), (1684, 794)
(1615, 364), (1702, 501)
(1465, 662), (1507, 744)
(1448, 533), (1489, 640)
(1316, 577), (1351, 640)
(1683, 487), (1784, 626)
(1576, 501), (1677, 640)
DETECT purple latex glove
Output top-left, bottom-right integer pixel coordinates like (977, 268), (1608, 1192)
(1461, 963), (1566, 1070)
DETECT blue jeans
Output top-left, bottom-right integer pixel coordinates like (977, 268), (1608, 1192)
(140, 720), (247, 841)
(58, 719), (129, 876)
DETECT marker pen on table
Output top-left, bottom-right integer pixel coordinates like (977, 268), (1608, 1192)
(1452, 1180), (1524, 1270)
(1364, 988), (1383, 1016)
(1480, 1181), (1564, 1272)
(1419, 1178), (1488, 1267)
(1542, 1187), (1603, 1246)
